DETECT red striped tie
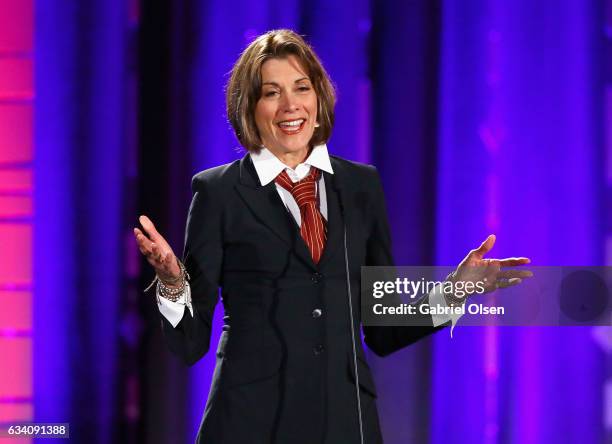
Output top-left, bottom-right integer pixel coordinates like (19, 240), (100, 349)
(275, 167), (327, 264)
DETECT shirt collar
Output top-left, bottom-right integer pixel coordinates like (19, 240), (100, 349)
(250, 144), (334, 186)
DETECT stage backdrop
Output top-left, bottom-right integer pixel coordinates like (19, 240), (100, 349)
(28, 0), (610, 443)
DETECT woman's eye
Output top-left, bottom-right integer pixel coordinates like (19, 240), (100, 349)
(264, 91), (279, 97)
(298, 86), (310, 92)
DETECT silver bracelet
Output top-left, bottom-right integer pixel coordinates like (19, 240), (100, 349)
(158, 279), (186, 302)
(144, 260), (190, 302)
(159, 260), (190, 301)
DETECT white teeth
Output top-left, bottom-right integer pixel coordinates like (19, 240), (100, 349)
(279, 119), (305, 128)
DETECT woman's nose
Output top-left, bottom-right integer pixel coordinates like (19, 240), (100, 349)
(281, 92), (300, 112)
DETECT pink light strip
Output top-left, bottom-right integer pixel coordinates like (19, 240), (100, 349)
(0, 51), (33, 58)
(0, 190), (32, 196)
(0, 0), (34, 426)
(0, 162), (33, 170)
(0, 397), (32, 404)
(0, 284), (31, 291)
(0, 94), (35, 102)
(0, 329), (32, 338)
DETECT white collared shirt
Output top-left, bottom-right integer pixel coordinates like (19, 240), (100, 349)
(250, 144), (334, 226)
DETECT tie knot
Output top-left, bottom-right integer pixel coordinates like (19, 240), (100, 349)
(275, 167), (320, 208)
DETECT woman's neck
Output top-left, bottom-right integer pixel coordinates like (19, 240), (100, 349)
(272, 145), (312, 169)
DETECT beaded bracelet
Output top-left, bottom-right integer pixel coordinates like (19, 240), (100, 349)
(159, 260), (190, 302)
(144, 260), (190, 303)
(158, 278), (186, 302)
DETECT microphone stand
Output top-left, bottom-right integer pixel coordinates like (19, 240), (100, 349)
(335, 180), (365, 444)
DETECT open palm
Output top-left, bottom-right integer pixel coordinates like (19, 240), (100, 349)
(452, 234), (532, 296)
(133, 215), (181, 284)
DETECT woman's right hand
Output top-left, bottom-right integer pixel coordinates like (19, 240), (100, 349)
(134, 215), (181, 285)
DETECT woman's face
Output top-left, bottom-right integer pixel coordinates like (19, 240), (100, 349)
(254, 55), (318, 157)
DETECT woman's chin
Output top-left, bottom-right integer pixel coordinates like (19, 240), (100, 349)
(271, 142), (310, 155)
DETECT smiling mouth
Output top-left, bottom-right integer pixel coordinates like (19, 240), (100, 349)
(277, 118), (305, 135)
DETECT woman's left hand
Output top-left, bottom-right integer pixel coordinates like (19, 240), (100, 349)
(450, 234), (532, 296)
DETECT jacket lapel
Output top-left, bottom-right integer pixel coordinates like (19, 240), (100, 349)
(235, 154), (316, 270)
(317, 167), (344, 269)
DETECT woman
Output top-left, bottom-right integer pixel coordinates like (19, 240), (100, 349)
(134, 29), (529, 444)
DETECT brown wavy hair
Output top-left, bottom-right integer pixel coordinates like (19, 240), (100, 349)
(226, 29), (336, 152)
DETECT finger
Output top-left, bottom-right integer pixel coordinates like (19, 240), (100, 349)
(135, 235), (153, 254)
(497, 269), (533, 279)
(150, 242), (163, 261)
(134, 229), (154, 254)
(497, 277), (522, 288)
(137, 243), (149, 256)
(139, 215), (162, 242)
(134, 227), (151, 246)
(135, 229), (171, 277)
(485, 259), (501, 269)
(498, 257), (531, 267)
(473, 234), (496, 258)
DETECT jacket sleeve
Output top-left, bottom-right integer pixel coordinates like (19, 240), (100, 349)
(361, 166), (446, 357)
(160, 174), (223, 365)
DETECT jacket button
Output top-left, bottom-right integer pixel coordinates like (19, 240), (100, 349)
(311, 272), (323, 283)
(312, 308), (322, 318)
(313, 344), (325, 355)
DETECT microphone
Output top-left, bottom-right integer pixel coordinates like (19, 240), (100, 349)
(335, 183), (364, 444)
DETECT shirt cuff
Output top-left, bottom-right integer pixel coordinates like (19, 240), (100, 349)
(156, 283), (193, 327)
(428, 283), (463, 337)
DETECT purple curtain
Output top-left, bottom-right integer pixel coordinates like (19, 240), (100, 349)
(35, 0), (130, 442)
(33, 0), (609, 442)
(432, 1), (606, 443)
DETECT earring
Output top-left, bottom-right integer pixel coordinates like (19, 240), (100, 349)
(314, 122), (320, 128)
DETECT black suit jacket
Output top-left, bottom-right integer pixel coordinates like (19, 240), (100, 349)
(160, 154), (444, 443)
